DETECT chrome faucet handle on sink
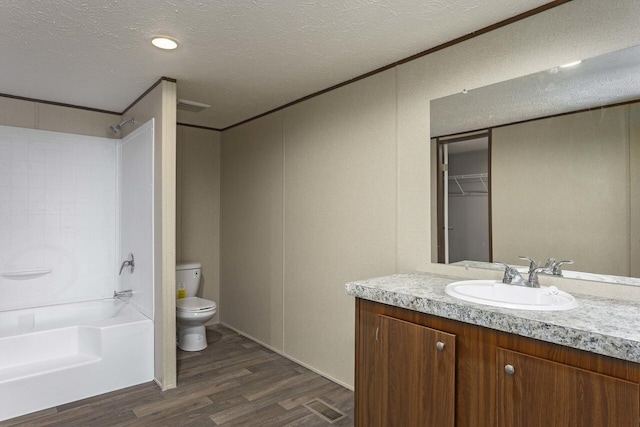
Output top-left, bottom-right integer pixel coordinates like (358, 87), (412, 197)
(518, 256), (538, 274)
(551, 260), (574, 276)
(527, 266), (555, 288)
(495, 262), (526, 286)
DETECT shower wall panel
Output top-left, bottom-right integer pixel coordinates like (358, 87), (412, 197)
(118, 119), (154, 319)
(0, 125), (117, 311)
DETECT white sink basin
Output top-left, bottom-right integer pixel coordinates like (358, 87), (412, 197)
(445, 280), (578, 311)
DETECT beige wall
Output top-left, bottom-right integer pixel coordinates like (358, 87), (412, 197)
(176, 125), (221, 322)
(492, 107), (630, 276)
(220, 0), (640, 389)
(283, 70), (398, 385)
(221, 72), (397, 388)
(631, 104), (640, 278)
(221, 112), (285, 351)
(0, 96), (119, 137)
(121, 80), (177, 390)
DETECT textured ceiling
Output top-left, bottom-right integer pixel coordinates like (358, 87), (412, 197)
(0, 0), (553, 129)
(431, 45), (640, 137)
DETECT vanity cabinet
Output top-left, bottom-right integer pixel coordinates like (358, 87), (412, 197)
(377, 316), (455, 426)
(355, 298), (640, 427)
(357, 303), (456, 426)
(497, 348), (639, 427)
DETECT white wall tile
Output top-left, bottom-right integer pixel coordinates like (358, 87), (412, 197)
(118, 119), (154, 319)
(0, 125), (117, 311)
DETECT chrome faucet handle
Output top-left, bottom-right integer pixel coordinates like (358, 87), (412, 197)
(551, 260), (574, 276)
(543, 257), (557, 269)
(527, 267), (553, 288)
(495, 262), (513, 283)
(118, 253), (135, 275)
(519, 256), (538, 274)
(495, 262), (526, 286)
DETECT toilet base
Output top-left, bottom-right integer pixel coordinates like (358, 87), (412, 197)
(177, 323), (207, 351)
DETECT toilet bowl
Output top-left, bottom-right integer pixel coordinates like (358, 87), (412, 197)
(175, 263), (217, 351)
(176, 297), (217, 351)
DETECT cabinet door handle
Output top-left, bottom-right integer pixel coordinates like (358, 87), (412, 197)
(375, 327), (379, 342)
(436, 341), (445, 351)
(504, 364), (515, 375)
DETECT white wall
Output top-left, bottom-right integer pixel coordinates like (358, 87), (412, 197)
(0, 125), (116, 311)
(119, 119), (155, 319)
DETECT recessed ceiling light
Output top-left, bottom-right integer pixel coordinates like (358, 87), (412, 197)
(151, 36), (179, 50)
(560, 60), (582, 68)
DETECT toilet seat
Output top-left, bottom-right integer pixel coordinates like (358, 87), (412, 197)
(177, 297), (216, 312)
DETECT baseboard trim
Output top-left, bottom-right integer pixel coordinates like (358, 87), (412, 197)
(154, 377), (176, 391)
(219, 322), (354, 391)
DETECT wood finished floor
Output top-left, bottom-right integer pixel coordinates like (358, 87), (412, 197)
(1, 325), (354, 427)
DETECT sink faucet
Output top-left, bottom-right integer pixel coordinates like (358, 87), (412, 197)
(495, 262), (527, 286)
(501, 255), (574, 287)
(519, 256), (538, 274)
(527, 267), (554, 288)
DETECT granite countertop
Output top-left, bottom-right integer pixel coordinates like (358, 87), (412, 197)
(345, 272), (640, 364)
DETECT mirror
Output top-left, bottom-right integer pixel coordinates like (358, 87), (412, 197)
(430, 45), (640, 285)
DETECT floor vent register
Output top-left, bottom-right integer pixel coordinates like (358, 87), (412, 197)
(303, 398), (347, 424)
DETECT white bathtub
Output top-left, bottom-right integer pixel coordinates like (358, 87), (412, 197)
(0, 299), (154, 421)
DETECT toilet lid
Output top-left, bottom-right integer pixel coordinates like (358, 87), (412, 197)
(176, 297), (216, 312)
(176, 262), (201, 271)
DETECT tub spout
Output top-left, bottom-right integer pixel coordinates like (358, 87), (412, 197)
(113, 289), (133, 298)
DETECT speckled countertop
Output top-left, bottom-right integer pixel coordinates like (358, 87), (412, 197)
(345, 272), (640, 364)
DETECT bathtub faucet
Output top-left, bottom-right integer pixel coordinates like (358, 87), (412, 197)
(113, 289), (133, 298)
(119, 253), (135, 275)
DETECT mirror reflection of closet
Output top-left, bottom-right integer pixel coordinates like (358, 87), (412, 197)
(436, 131), (491, 264)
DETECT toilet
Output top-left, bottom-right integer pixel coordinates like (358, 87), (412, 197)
(175, 262), (217, 351)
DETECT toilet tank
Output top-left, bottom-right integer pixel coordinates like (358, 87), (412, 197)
(176, 262), (202, 299)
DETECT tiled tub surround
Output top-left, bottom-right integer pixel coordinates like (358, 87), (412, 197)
(0, 125), (117, 311)
(0, 123), (156, 422)
(345, 273), (640, 364)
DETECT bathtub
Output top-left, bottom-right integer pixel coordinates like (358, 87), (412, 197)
(0, 299), (154, 421)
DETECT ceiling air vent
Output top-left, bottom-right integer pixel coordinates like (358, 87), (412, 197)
(177, 99), (211, 113)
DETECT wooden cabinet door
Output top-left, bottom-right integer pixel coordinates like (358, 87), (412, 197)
(377, 315), (456, 427)
(497, 347), (640, 427)
(355, 299), (382, 426)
